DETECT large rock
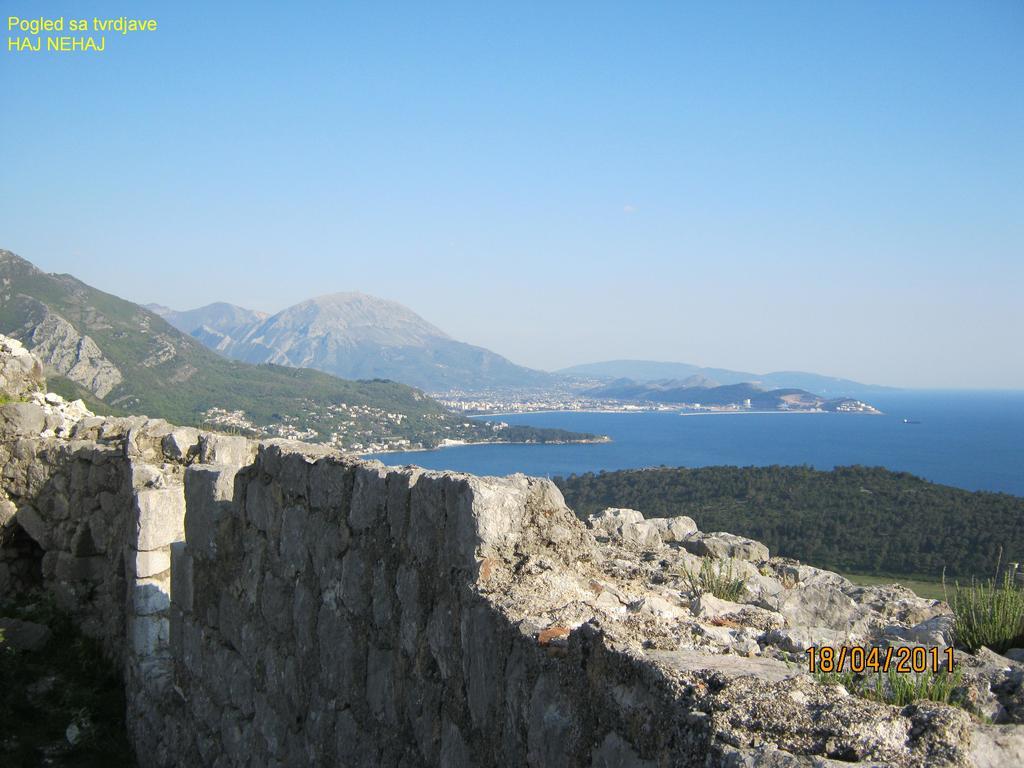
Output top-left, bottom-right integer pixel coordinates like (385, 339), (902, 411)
(648, 515), (699, 542)
(774, 583), (872, 635)
(587, 507), (668, 549)
(682, 531), (770, 562)
(588, 507), (644, 538)
(0, 334), (44, 399)
(0, 402), (46, 437)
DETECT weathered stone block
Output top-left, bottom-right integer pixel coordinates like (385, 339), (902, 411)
(260, 572), (293, 637)
(184, 464), (238, 559)
(55, 552), (107, 582)
(349, 464), (387, 531)
(131, 574), (172, 615)
(368, 647), (395, 724)
(70, 520), (101, 556)
(219, 591), (246, 652)
(133, 548), (171, 578)
(385, 469), (415, 536)
(340, 549), (369, 615)
(278, 451), (312, 501)
(162, 427), (201, 462)
(371, 561), (394, 629)
(129, 615), (169, 657)
(309, 457), (352, 515)
(133, 655), (173, 696)
(134, 486), (185, 551)
(279, 504), (309, 575)
(170, 541), (194, 613)
(0, 496), (16, 528)
(406, 476), (445, 564)
(199, 433), (253, 466)
(440, 719), (470, 768)
(14, 504), (50, 548)
(461, 600), (500, 730)
(592, 732), (657, 768)
(446, 475), (532, 569)
(245, 476), (280, 534)
(317, 604), (355, 700)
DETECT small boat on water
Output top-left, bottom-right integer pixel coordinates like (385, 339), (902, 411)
(902, 419), (921, 424)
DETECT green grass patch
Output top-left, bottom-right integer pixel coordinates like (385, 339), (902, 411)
(843, 572), (948, 601)
(0, 592), (135, 767)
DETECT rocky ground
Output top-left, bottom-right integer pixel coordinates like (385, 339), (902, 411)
(478, 505), (1024, 765)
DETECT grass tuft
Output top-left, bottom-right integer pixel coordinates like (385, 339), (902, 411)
(815, 666), (964, 708)
(680, 557), (747, 602)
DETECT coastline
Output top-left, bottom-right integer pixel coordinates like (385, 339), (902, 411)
(363, 435), (611, 458)
(468, 408), (882, 419)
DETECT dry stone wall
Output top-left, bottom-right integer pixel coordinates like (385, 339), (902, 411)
(150, 444), (696, 767)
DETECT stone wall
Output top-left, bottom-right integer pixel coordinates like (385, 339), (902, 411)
(142, 444), (701, 766)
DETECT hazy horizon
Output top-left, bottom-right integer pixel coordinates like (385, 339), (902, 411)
(3, 1), (1021, 388)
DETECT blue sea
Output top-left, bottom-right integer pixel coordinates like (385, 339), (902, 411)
(369, 391), (1024, 497)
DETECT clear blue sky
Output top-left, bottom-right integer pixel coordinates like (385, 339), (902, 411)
(3, 1), (1021, 387)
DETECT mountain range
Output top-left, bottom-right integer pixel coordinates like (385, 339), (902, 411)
(153, 299), (890, 398)
(0, 250), (594, 450)
(149, 295), (552, 392)
(561, 360), (892, 396)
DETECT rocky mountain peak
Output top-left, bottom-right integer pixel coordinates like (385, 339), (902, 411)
(256, 292), (451, 346)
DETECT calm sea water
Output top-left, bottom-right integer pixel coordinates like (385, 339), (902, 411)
(369, 391), (1024, 496)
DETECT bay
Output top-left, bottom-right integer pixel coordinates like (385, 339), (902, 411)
(368, 391), (1024, 496)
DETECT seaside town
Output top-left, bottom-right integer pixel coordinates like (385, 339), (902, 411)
(434, 387), (881, 416)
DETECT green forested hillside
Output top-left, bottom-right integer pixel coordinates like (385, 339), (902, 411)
(555, 465), (1024, 579)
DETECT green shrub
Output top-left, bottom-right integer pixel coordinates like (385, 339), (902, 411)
(945, 568), (1024, 653)
(680, 557), (746, 602)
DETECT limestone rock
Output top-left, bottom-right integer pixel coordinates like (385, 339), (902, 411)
(0, 334), (44, 399)
(647, 514), (699, 542)
(588, 507), (665, 549)
(0, 402), (46, 436)
(764, 626), (850, 654)
(682, 531), (770, 562)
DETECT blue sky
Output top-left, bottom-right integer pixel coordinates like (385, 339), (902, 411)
(2, 1), (1022, 387)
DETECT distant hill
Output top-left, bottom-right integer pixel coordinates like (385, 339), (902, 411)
(158, 293), (554, 393)
(581, 378), (872, 412)
(561, 359), (893, 396)
(556, 465), (1024, 579)
(0, 250), (595, 450)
